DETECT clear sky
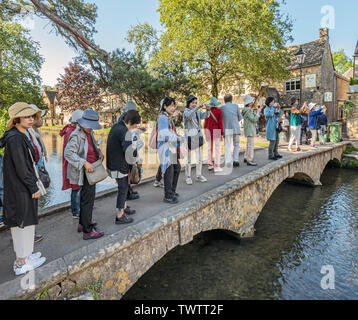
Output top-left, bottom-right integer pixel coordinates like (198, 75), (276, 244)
(28, 0), (358, 86)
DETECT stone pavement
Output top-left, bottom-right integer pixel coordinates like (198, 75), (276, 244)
(0, 143), (341, 287)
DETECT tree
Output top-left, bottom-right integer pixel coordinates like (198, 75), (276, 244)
(104, 49), (196, 120)
(153, 0), (293, 97)
(0, 14), (44, 129)
(56, 62), (103, 112)
(332, 50), (353, 75)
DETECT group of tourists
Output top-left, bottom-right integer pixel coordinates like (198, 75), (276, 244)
(0, 93), (328, 276)
(286, 97), (328, 151)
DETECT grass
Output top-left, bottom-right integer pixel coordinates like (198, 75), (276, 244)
(87, 277), (104, 300)
(343, 145), (358, 154)
(36, 289), (48, 300)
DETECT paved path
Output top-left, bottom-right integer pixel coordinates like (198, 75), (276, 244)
(0, 143), (333, 285)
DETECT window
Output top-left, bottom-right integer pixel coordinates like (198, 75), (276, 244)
(285, 78), (301, 92)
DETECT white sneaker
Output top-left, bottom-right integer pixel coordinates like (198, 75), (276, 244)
(214, 168), (224, 173)
(186, 177), (193, 185)
(208, 165), (214, 171)
(13, 256), (46, 276)
(28, 252), (42, 261)
(196, 175), (207, 182)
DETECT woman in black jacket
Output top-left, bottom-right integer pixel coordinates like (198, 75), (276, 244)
(0, 102), (46, 276)
(106, 110), (141, 225)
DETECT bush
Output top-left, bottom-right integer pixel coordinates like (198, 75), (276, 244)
(350, 78), (358, 85)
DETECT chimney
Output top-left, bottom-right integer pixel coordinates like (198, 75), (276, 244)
(319, 28), (329, 42)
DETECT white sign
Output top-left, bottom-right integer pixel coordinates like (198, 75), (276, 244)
(324, 92), (333, 102)
(305, 74), (317, 88)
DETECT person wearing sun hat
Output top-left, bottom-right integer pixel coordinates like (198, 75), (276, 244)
(64, 109), (105, 240)
(0, 102), (46, 276)
(60, 109), (84, 219)
(242, 95), (263, 166)
(204, 97), (224, 173)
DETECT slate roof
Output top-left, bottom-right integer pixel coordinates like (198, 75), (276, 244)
(286, 40), (326, 69)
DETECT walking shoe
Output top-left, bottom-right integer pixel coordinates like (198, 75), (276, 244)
(27, 252), (42, 261)
(77, 222), (98, 233)
(83, 229), (104, 240)
(124, 206), (136, 215)
(174, 193), (179, 198)
(14, 256), (46, 276)
(233, 162), (240, 167)
(72, 212), (80, 219)
(34, 234), (43, 243)
(296, 147), (301, 152)
(153, 180), (164, 188)
(275, 154), (283, 159)
(247, 161), (258, 166)
(163, 197), (179, 204)
(186, 177), (193, 185)
(115, 213), (134, 225)
(127, 193), (140, 200)
(208, 165), (214, 171)
(269, 157), (278, 161)
(196, 175), (207, 183)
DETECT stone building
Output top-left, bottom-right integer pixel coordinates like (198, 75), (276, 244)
(354, 41), (358, 79)
(273, 28), (349, 123)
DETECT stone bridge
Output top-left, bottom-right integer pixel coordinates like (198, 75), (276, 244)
(0, 141), (350, 300)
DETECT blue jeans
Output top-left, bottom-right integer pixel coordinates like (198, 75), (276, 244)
(71, 189), (81, 214)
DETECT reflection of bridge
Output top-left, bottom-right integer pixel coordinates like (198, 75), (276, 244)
(0, 141), (350, 300)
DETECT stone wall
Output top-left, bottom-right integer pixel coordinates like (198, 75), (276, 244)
(347, 92), (358, 139)
(0, 142), (349, 300)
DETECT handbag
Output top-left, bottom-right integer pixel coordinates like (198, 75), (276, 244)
(85, 159), (108, 185)
(129, 163), (142, 185)
(28, 149), (46, 197)
(187, 112), (204, 150)
(38, 165), (51, 189)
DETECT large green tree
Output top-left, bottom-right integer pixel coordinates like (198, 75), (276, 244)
(0, 11), (44, 138)
(332, 50), (353, 75)
(153, 0), (293, 97)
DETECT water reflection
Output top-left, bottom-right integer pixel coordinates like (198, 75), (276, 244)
(123, 168), (358, 300)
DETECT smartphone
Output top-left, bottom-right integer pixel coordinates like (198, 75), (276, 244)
(97, 136), (103, 146)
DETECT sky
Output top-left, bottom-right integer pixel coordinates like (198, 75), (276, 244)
(27, 0), (358, 86)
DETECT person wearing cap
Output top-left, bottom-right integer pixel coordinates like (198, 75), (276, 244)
(0, 102), (46, 275)
(60, 110), (83, 218)
(158, 97), (182, 204)
(242, 95), (263, 166)
(264, 97), (282, 160)
(220, 94), (243, 168)
(288, 97), (306, 152)
(308, 103), (324, 149)
(183, 95), (210, 185)
(204, 97), (224, 173)
(64, 109), (105, 240)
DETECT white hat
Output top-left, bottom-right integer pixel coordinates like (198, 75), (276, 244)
(308, 102), (316, 110)
(244, 95), (255, 106)
(69, 110), (84, 123)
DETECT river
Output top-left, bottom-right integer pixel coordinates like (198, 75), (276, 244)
(123, 167), (358, 300)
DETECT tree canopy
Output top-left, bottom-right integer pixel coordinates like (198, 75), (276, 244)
(153, 0), (293, 97)
(332, 50), (353, 75)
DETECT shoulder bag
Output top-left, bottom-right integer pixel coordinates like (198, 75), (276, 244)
(28, 149), (46, 196)
(187, 112), (204, 150)
(129, 163), (142, 185)
(85, 159), (108, 185)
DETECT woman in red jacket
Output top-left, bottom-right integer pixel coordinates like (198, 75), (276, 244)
(204, 97), (224, 173)
(59, 110), (83, 218)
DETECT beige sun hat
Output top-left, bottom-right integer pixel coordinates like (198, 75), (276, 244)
(6, 102), (42, 129)
(308, 102), (316, 111)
